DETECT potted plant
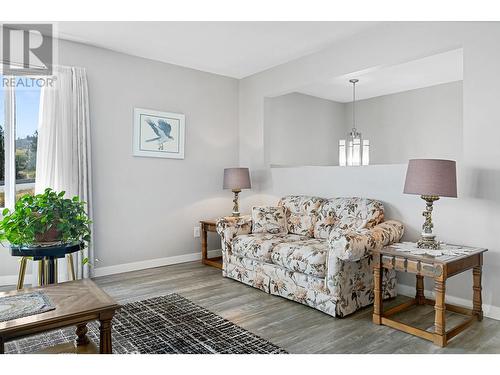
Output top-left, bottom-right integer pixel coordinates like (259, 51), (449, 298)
(0, 188), (91, 260)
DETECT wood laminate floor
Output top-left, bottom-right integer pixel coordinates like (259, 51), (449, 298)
(93, 261), (500, 354)
(3, 261), (500, 353)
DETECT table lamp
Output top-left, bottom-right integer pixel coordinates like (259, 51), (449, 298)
(223, 168), (251, 217)
(403, 159), (457, 250)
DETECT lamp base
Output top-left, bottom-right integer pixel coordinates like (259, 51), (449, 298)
(417, 195), (441, 250)
(231, 189), (241, 217)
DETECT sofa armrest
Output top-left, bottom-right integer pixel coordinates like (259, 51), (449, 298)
(328, 220), (404, 262)
(216, 215), (252, 254)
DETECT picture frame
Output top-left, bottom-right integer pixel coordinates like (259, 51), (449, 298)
(133, 107), (185, 159)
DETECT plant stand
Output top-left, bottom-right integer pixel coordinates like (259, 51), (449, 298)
(10, 242), (83, 290)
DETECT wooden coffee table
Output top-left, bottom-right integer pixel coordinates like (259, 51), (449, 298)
(0, 279), (120, 354)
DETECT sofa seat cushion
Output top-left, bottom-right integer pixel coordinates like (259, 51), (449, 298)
(232, 233), (308, 262)
(271, 239), (328, 278)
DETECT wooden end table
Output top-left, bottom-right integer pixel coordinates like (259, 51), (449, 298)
(373, 243), (487, 347)
(200, 219), (222, 269)
(0, 279), (120, 354)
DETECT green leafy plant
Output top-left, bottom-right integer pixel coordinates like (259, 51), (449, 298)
(0, 188), (91, 248)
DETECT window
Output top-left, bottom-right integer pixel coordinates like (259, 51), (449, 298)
(0, 75), (40, 208)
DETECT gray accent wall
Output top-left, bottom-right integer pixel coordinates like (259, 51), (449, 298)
(345, 81), (463, 165)
(264, 93), (345, 166)
(264, 81), (463, 167)
(0, 39), (239, 278)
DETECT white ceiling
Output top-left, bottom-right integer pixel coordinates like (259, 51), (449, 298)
(56, 21), (381, 79)
(295, 49), (463, 103)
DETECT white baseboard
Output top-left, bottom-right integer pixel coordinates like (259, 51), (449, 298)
(397, 283), (500, 321)
(93, 249), (222, 278)
(0, 274), (33, 286)
(0, 250), (222, 286)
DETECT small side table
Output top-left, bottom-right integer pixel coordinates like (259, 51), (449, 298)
(373, 243), (487, 347)
(10, 242), (83, 290)
(200, 219), (222, 269)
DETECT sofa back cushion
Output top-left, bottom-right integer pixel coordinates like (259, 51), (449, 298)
(251, 206), (287, 234)
(278, 195), (324, 237)
(314, 197), (385, 239)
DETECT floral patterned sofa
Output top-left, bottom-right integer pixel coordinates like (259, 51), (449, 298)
(216, 195), (404, 317)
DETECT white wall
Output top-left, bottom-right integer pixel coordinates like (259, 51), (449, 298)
(238, 22), (500, 319)
(0, 39), (239, 279)
(345, 81), (463, 165)
(264, 93), (345, 166)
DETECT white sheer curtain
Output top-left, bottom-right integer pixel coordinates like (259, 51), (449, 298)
(33, 65), (93, 282)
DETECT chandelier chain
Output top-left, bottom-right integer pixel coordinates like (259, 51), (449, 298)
(349, 78), (359, 134)
(352, 80), (356, 132)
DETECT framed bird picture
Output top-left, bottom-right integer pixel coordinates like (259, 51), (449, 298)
(133, 108), (185, 159)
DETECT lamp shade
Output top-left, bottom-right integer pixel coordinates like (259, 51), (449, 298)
(223, 168), (251, 190)
(403, 159), (457, 198)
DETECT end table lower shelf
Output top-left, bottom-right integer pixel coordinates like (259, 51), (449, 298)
(202, 256), (223, 269)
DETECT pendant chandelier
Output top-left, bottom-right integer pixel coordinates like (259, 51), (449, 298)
(339, 79), (369, 166)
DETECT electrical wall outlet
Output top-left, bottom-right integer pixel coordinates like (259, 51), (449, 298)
(193, 226), (200, 238)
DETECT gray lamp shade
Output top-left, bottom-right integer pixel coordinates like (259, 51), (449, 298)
(223, 168), (251, 190)
(404, 159), (457, 198)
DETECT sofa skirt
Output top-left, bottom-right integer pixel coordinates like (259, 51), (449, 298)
(223, 254), (397, 318)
